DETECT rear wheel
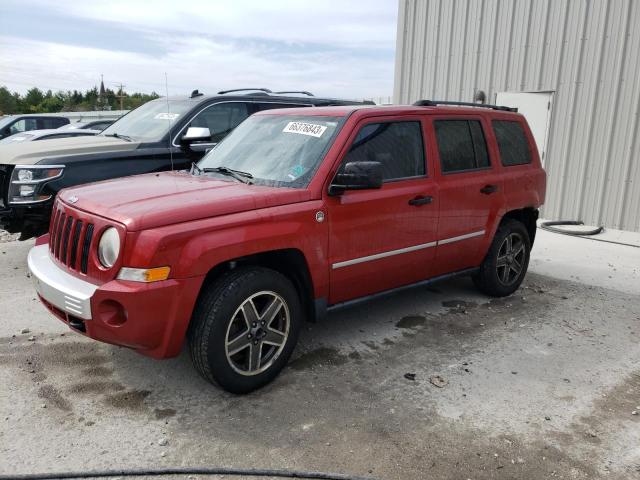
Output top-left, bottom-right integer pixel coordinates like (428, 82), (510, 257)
(473, 219), (530, 297)
(188, 267), (302, 393)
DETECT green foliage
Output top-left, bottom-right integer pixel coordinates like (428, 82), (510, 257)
(0, 85), (160, 115)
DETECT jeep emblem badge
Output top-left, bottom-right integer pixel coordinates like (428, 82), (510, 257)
(68, 195), (78, 204)
(315, 211), (325, 223)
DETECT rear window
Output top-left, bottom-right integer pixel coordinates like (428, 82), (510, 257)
(435, 120), (490, 173)
(493, 120), (532, 166)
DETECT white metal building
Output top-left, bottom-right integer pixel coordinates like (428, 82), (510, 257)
(394, 0), (640, 232)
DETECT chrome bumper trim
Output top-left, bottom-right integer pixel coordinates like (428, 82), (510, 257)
(28, 244), (97, 320)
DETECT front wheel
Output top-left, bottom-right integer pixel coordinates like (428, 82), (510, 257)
(188, 267), (302, 393)
(473, 219), (531, 297)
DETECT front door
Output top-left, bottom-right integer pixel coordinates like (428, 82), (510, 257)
(326, 117), (439, 304)
(428, 116), (504, 276)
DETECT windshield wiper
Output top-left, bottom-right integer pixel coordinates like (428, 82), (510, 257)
(104, 132), (133, 142)
(190, 162), (203, 175)
(202, 166), (253, 184)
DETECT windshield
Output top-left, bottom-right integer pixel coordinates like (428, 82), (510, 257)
(0, 116), (16, 129)
(100, 98), (193, 142)
(197, 114), (344, 188)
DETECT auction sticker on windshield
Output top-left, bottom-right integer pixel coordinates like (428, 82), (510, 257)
(154, 113), (180, 120)
(283, 122), (327, 138)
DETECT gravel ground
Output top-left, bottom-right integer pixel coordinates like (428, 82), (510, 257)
(0, 232), (639, 480)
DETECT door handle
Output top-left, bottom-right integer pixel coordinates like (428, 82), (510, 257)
(480, 184), (498, 194)
(408, 195), (433, 206)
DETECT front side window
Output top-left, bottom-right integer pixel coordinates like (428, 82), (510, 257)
(435, 120), (490, 173)
(341, 121), (425, 181)
(188, 102), (250, 143)
(10, 118), (37, 135)
(493, 120), (532, 166)
(198, 114), (344, 188)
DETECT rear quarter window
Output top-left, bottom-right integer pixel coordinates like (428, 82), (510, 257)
(492, 120), (532, 166)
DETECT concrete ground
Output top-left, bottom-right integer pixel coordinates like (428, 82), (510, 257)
(1, 228), (639, 480)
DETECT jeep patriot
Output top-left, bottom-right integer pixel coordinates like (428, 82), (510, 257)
(28, 102), (546, 393)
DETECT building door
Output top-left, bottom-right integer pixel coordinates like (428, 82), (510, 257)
(495, 92), (553, 166)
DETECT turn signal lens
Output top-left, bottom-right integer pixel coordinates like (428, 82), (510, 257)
(117, 266), (171, 283)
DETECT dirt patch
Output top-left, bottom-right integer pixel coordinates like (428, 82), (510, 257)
(67, 381), (126, 395)
(289, 347), (349, 371)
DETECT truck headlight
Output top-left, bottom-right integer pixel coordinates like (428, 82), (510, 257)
(98, 227), (120, 268)
(9, 165), (65, 204)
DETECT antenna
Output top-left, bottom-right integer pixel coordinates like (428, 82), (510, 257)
(165, 73), (174, 171)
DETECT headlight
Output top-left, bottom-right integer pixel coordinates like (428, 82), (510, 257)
(9, 165), (65, 204)
(98, 227), (120, 268)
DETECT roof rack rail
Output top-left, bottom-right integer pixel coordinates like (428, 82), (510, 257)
(413, 99), (517, 112)
(217, 88), (273, 95)
(274, 91), (315, 97)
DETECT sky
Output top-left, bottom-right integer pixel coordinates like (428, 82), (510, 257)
(0, 0), (398, 100)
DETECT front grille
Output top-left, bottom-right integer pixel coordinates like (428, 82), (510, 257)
(49, 206), (94, 274)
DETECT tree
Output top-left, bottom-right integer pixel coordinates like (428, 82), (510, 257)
(0, 86), (18, 114)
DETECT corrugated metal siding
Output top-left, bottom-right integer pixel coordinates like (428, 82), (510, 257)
(394, 0), (640, 232)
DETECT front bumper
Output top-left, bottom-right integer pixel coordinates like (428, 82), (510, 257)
(28, 244), (204, 358)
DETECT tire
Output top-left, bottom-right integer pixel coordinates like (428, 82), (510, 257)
(188, 266), (302, 394)
(473, 219), (531, 297)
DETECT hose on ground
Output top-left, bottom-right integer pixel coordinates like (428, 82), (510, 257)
(0, 467), (377, 480)
(539, 220), (639, 248)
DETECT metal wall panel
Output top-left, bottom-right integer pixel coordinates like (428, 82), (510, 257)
(394, 0), (640, 231)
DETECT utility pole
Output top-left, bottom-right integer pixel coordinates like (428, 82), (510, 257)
(115, 83), (126, 110)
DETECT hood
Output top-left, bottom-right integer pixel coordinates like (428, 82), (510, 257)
(0, 135), (139, 166)
(59, 171), (312, 231)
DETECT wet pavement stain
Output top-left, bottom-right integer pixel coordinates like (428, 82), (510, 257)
(38, 384), (72, 411)
(67, 381), (126, 395)
(154, 408), (177, 419)
(442, 299), (478, 309)
(396, 315), (427, 329)
(103, 389), (151, 410)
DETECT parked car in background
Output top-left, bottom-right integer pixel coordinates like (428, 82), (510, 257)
(0, 115), (70, 140)
(28, 101), (546, 393)
(0, 88), (373, 239)
(58, 120), (114, 131)
(0, 129), (101, 144)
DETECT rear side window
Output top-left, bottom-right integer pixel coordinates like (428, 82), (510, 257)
(493, 120), (532, 166)
(342, 121), (425, 181)
(435, 120), (490, 173)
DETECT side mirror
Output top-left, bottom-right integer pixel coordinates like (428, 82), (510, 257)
(181, 127), (211, 144)
(329, 161), (383, 195)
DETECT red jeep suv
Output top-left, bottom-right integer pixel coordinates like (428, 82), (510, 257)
(28, 101), (546, 393)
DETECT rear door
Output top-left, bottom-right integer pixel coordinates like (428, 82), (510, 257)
(327, 116), (439, 304)
(428, 115), (504, 276)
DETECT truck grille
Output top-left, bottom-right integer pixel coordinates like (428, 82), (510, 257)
(49, 206), (94, 274)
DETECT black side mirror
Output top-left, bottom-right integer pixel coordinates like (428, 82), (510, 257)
(329, 161), (383, 195)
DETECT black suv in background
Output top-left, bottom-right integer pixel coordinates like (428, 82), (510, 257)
(0, 115), (71, 139)
(0, 88), (373, 239)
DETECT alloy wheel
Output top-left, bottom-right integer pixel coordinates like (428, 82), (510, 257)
(496, 232), (525, 285)
(224, 291), (290, 376)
